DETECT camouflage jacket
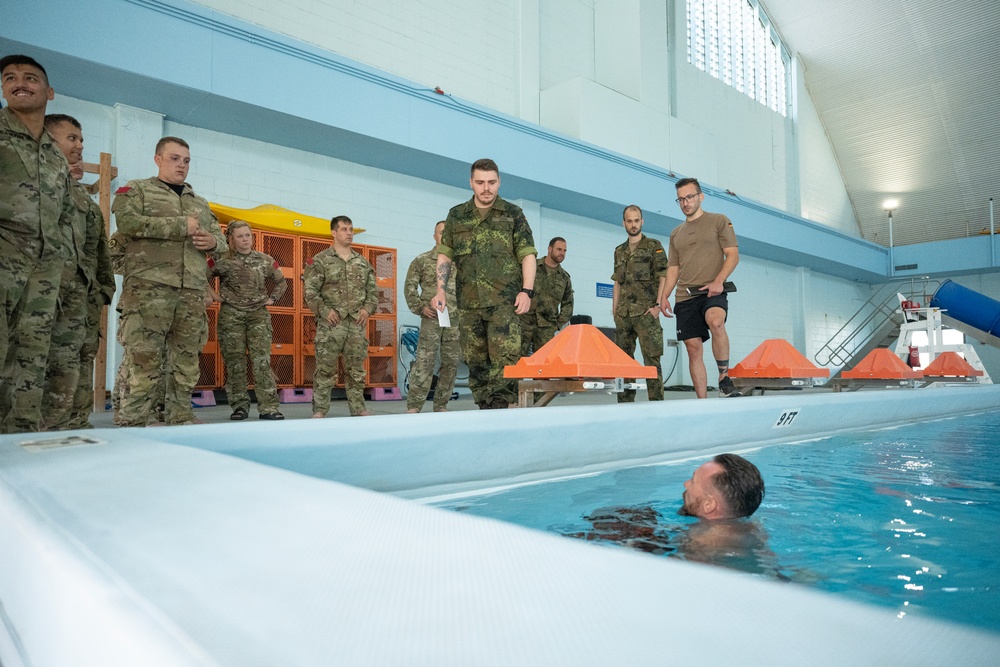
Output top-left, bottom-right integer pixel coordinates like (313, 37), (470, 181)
(65, 181), (115, 305)
(404, 248), (456, 316)
(111, 177), (226, 290)
(612, 235), (667, 318)
(0, 106), (73, 260)
(210, 250), (286, 311)
(303, 247), (377, 322)
(436, 196), (536, 310)
(526, 258), (573, 328)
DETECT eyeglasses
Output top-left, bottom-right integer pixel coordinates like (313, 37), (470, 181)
(675, 193), (700, 204)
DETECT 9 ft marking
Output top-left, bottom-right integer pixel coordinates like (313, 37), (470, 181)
(774, 410), (799, 428)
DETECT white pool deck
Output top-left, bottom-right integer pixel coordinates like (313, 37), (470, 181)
(2, 386), (999, 666)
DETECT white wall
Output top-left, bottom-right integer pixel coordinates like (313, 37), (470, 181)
(191, 0), (522, 118)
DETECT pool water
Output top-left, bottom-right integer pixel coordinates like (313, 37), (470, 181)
(432, 408), (1000, 632)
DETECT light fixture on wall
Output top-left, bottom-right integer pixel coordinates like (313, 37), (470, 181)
(883, 199), (898, 276)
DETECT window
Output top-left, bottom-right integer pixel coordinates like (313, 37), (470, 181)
(686, 0), (789, 116)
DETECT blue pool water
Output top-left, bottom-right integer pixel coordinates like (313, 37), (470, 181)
(433, 408), (1000, 632)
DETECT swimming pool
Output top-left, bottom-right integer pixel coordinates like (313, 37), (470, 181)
(3, 386), (1000, 665)
(430, 408), (1000, 632)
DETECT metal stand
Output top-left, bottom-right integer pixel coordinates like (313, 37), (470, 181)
(517, 378), (644, 408)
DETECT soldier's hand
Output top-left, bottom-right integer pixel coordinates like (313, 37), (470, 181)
(432, 289), (447, 312)
(186, 216), (200, 235)
(646, 305), (661, 318)
(326, 310), (341, 325)
(191, 228), (217, 251)
(702, 279), (724, 297)
(355, 308), (371, 326)
(421, 306), (437, 319)
(514, 292), (531, 315)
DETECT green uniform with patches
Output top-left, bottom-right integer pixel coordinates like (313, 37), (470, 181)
(437, 196), (536, 408)
(304, 248), (377, 416)
(211, 249), (287, 416)
(42, 181), (115, 430)
(0, 107), (75, 432)
(519, 258), (573, 357)
(112, 177), (226, 426)
(612, 235), (667, 402)
(404, 248), (461, 412)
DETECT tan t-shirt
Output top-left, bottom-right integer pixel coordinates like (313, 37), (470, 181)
(668, 211), (738, 302)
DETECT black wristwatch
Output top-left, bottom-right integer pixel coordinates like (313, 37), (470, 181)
(520, 288), (535, 298)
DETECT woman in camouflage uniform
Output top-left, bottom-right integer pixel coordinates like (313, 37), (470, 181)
(210, 221), (287, 420)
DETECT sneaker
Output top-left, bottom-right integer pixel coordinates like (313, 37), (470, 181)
(718, 376), (741, 398)
(259, 412), (284, 420)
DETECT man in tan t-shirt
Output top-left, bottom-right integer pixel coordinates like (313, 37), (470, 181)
(660, 177), (740, 399)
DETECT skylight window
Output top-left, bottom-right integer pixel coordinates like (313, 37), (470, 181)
(686, 0), (789, 116)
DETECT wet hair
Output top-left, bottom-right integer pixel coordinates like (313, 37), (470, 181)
(548, 237), (565, 248)
(0, 55), (48, 85)
(711, 453), (765, 518)
(330, 215), (353, 231)
(675, 177), (702, 194)
(155, 136), (189, 155)
(623, 204), (643, 220)
(470, 158), (499, 177)
(44, 114), (80, 131)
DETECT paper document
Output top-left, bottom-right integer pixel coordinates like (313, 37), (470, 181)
(437, 306), (452, 328)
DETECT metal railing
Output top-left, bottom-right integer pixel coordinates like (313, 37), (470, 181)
(814, 278), (941, 368)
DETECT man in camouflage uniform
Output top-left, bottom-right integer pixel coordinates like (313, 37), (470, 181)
(0, 55), (76, 433)
(434, 158), (537, 409)
(304, 215), (377, 418)
(40, 114), (115, 430)
(519, 236), (573, 357)
(112, 136), (226, 426)
(404, 220), (461, 413)
(612, 205), (667, 402)
(209, 220), (287, 420)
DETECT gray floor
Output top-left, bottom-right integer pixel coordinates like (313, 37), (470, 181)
(88, 385), (704, 428)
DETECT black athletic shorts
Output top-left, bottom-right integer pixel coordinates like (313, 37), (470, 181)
(675, 293), (728, 342)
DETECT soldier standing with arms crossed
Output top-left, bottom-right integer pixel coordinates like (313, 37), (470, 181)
(305, 215), (377, 418)
(112, 136), (226, 426)
(519, 236), (573, 357)
(0, 55), (76, 433)
(404, 220), (461, 413)
(434, 159), (537, 410)
(612, 205), (667, 402)
(40, 114), (115, 430)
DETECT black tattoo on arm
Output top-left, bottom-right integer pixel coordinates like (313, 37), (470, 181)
(437, 260), (452, 291)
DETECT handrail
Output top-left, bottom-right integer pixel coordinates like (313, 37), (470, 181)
(815, 278), (941, 368)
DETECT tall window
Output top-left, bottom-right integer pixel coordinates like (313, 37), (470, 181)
(687, 0), (789, 116)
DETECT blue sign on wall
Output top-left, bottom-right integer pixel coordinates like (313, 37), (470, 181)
(596, 282), (614, 299)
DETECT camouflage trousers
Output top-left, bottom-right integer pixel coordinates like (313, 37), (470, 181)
(41, 272), (89, 430)
(518, 312), (558, 358)
(458, 303), (521, 408)
(0, 238), (62, 433)
(219, 303), (279, 415)
(312, 318), (368, 416)
(116, 280), (207, 426)
(614, 311), (664, 402)
(112, 309), (165, 425)
(406, 316), (461, 412)
(66, 298), (108, 430)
